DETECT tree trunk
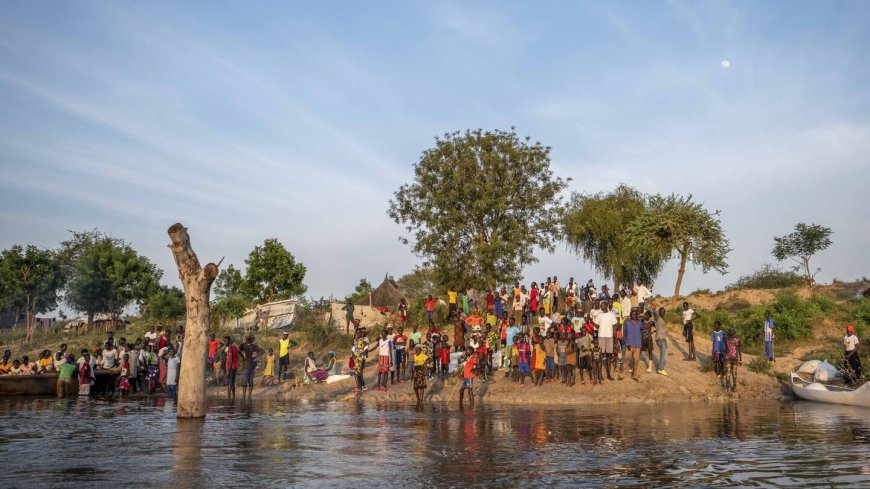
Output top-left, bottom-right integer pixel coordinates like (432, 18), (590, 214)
(674, 252), (688, 299)
(87, 310), (94, 334)
(168, 223), (220, 419)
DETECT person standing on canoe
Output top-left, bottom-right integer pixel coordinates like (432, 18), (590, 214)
(844, 325), (862, 385)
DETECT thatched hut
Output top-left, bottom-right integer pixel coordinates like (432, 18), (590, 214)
(350, 279), (405, 329)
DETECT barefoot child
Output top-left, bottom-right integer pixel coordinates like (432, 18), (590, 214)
(413, 346), (428, 408)
(262, 348), (276, 386)
(517, 334), (531, 385)
(438, 340), (451, 380)
(577, 328), (594, 384)
(118, 353), (131, 396)
(459, 347), (478, 408)
(556, 332), (569, 384)
(591, 342), (603, 385)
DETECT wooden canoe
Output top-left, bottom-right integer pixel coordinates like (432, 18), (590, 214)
(790, 372), (870, 408)
(0, 370), (119, 396)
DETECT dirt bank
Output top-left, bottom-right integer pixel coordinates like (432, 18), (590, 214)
(210, 321), (790, 406)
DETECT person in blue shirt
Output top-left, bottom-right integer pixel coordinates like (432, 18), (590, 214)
(622, 309), (644, 382)
(711, 321), (727, 380)
(763, 310), (775, 362)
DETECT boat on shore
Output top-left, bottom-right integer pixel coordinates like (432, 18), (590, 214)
(790, 372), (870, 408)
(0, 370), (119, 396)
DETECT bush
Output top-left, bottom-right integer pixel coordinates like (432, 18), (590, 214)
(726, 264), (803, 290)
(691, 288), (713, 296)
(853, 299), (870, 328)
(746, 357), (771, 374)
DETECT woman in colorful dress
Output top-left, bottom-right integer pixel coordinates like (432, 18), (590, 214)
(412, 346), (428, 409)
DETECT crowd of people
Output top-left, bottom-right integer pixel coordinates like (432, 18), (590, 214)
(347, 278), (751, 406)
(0, 326), (183, 398)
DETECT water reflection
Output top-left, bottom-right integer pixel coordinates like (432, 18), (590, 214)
(1, 397), (869, 487)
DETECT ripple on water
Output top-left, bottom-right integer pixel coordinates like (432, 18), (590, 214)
(0, 397), (869, 487)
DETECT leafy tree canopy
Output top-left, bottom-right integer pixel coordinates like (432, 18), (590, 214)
(141, 285), (186, 324)
(396, 267), (440, 302)
(62, 230), (162, 323)
(772, 222), (833, 285)
(563, 184), (665, 290)
(242, 239), (307, 304)
(345, 278), (372, 304)
(388, 128), (567, 290)
(213, 264), (245, 301)
(627, 194), (730, 298)
(0, 245), (65, 342)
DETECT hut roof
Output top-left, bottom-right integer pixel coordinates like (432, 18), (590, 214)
(355, 279), (405, 307)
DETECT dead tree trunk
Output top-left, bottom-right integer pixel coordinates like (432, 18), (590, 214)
(168, 223), (220, 418)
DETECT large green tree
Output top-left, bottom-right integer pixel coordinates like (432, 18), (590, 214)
(627, 194), (730, 298)
(772, 222), (833, 287)
(0, 245), (65, 343)
(62, 231), (162, 328)
(388, 128), (567, 290)
(141, 285), (186, 324)
(564, 184), (666, 291)
(242, 239), (307, 304)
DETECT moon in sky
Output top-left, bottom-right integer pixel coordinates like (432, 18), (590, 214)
(721, 60), (731, 69)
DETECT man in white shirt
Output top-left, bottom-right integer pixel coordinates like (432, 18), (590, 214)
(144, 326), (158, 344)
(595, 301), (618, 381)
(682, 302), (695, 360)
(620, 291), (633, 319)
(844, 324), (862, 385)
(634, 281), (652, 310)
(166, 350), (181, 400)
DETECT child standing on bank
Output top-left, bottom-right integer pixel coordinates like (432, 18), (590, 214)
(459, 346), (477, 409)
(262, 348), (276, 386)
(438, 340), (451, 380)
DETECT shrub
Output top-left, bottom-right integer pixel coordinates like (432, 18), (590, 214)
(691, 288), (713, 296)
(726, 264), (803, 290)
(853, 299), (870, 328)
(693, 308), (734, 334)
(746, 357), (771, 374)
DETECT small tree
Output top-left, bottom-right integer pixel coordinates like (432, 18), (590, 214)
(0, 245), (65, 343)
(345, 278), (373, 304)
(213, 264), (245, 300)
(242, 239), (307, 304)
(564, 184), (666, 291)
(64, 233), (161, 328)
(389, 128), (567, 290)
(772, 222), (833, 287)
(211, 264), (250, 328)
(628, 194), (730, 298)
(142, 286), (186, 324)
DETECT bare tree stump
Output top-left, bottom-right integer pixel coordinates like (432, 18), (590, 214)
(168, 223), (220, 418)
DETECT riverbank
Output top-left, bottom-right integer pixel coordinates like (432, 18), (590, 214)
(210, 320), (789, 406)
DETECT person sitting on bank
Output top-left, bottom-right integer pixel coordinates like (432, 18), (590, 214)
(325, 352), (341, 375)
(304, 351), (329, 383)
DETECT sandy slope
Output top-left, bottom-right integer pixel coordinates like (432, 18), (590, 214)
(220, 320), (787, 406)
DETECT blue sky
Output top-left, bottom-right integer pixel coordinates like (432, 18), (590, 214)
(1, 1), (868, 302)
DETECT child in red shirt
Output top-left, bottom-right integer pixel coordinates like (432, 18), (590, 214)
(460, 347), (477, 409)
(438, 341), (451, 380)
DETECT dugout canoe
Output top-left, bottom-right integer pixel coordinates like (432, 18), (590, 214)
(790, 372), (870, 408)
(0, 370), (119, 396)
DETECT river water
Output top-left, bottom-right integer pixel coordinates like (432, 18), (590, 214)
(1, 397), (869, 487)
